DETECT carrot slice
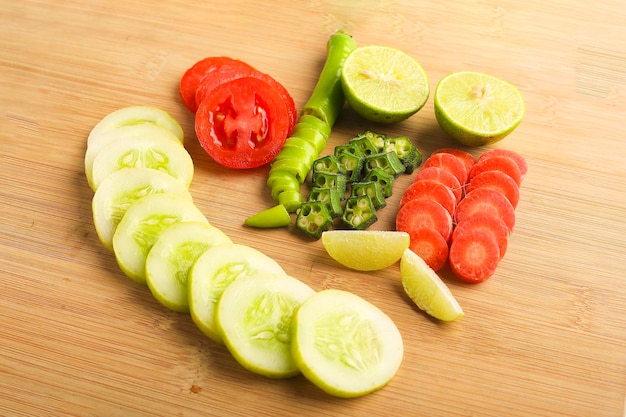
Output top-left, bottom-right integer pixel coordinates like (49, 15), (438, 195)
(413, 166), (463, 203)
(468, 155), (522, 187)
(432, 148), (476, 174)
(453, 213), (510, 260)
(454, 188), (516, 232)
(449, 229), (500, 283)
(405, 228), (450, 271)
(422, 152), (468, 185)
(466, 170), (520, 209)
(396, 199), (453, 242)
(399, 179), (456, 216)
(478, 149), (527, 178)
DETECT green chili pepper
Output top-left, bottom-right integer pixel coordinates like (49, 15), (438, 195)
(383, 135), (422, 174)
(257, 30), (356, 217)
(342, 195), (377, 230)
(363, 151), (406, 177)
(308, 187), (343, 217)
(363, 167), (395, 198)
(301, 30), (357, 127)
(295, 201), (334, 239)
(244, 204), (292, 228)
(350, 181), (386, 209)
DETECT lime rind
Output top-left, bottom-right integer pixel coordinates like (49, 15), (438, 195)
(321, 230), (410, 271)
(400, 248), (464, 321)
(145, 221), (232, 313)
(291, 289), (404, 398)
(434, 71), (525, 146)
(341, 45), (429, 124)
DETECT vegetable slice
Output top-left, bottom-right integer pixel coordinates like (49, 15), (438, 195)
(195, 76), (292, 169)
(179, 56), (255, 113)
(216, 273), (316, 378)
(396, 198), (453, 242)
(478, 148), (527, 178)
(432, 148), (476, 173)
(188, 243), (285, 345)
(454, 188), (516, 232)
(87, 106), (184, 146)
(467, 154), (522, 187)
(449, 229), (501, 283)
(112, 193), (209, 285)
(399, 179), (457, 216)
(145, 221), (232, 313)
(465, 169), (520, 209)
(422, 151), (468, 185)
(89, 134), (194, 191)
(453, 213), (510, 260)
(413, 166), (463, 203)
(92, 167), (192, 251)
(404, 227), (450, 272)
(291, 289), (404, 398)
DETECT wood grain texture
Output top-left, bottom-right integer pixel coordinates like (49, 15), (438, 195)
(1, 1), (625, 416)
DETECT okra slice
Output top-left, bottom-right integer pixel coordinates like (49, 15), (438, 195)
(308, 187), (344, 217)
(342, 195), (378, 230)
(350, 181), (386, 209)
(349, 136), (379, 156)
(363, 167), (395, 198)
(312, 155), (345, 178)
(334, 145), (364, 182)
(364, 152), (406, 177)
(295, 201), (334, 240)
(354, 130), (387, 153)
(312, 172), (347, 196)
(383, 136), (422, 174)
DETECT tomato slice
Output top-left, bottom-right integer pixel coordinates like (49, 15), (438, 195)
(179, 57), (256, 113)
(195, 65), (297, 132)
(195, 77), (291, 169)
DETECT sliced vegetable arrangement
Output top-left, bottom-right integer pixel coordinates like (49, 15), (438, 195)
(84, 106), (403, 397)
(396, 147), (526, 283)
(295, 130), (422, 239)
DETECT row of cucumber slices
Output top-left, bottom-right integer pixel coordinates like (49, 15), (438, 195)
(84, 106), (404, 398)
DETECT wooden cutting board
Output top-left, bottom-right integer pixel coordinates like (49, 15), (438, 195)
(2, 1), (625, 416)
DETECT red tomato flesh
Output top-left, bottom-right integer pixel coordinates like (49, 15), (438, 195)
(195, 77), (291, 169)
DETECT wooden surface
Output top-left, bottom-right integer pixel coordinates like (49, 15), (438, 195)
(2, 1), (625, 416)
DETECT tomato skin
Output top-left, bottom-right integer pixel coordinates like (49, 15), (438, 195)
(179, 57), (256, 113)
(195, 65), (297, 132)
(195, 77), (291, 169)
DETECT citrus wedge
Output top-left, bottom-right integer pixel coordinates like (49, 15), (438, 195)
(400, 248), (464, 321)
(434, 71), (525, 146)
(341, 45), (429, 123)
(321, 230), (410, 271)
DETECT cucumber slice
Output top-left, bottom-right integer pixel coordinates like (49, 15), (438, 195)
(188, 243), (285, 345)
(216, 273), (316, 378)
(87, 106), (184, 146)
(145, 221), (232, 313)
(85, 124), (184, 187)
(88, 134), (194, 191)
(291, 289), (404, 398)
(112, 193), (208, 285)
(92, 167), (192, 252)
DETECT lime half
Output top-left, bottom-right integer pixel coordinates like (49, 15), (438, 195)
(341, 45), (429, 124)
(434, 71), (525, 146)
